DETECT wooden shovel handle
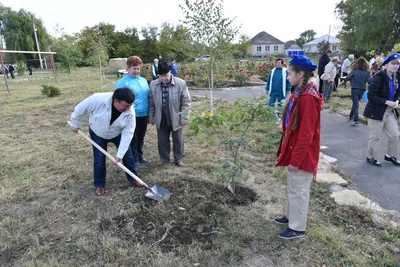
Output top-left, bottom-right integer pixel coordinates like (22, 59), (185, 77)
(67, 121), (146, 186)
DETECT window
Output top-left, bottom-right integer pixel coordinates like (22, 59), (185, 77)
(265, 46), (270, 52)
(332, 45), (337, 51)
(256, 46), (261, 52)
(274, 46), (279, 52)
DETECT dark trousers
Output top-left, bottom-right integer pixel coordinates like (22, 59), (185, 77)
(318, 75), (324, 93)
(10, 71), (15, 79)
(157, 126), (184, 163)
(349, 89), (364, 122)
(268, 92), (285, 107)
(89, 128), (137, 188)
(341, 72), (348, 88)
(131, 116), (148, 162)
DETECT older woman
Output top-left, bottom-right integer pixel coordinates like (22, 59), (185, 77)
(116, 56), (150, 167)
(321, 57), (339, 101)
(363, 53), (400, 167)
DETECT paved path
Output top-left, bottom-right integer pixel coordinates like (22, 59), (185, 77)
(190, 87), (400, 211)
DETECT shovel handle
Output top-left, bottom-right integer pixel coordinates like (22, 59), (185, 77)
(68, 121), (149, 188)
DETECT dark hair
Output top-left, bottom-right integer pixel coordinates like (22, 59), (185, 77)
(282, 64), (314, 131)
(171, 58), (175, 61)
(275, 58), (284, 64)
(327, 50), (332, 54)
(113, 88), (135, 104)
(351, 57), (370, 71)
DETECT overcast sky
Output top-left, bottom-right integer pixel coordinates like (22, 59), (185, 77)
(2, 0), (343, 42)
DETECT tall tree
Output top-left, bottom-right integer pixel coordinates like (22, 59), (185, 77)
(157, 23), (193, 61)
(0, 5), (50, 61)
(336, 0), (400, 55)
(295, 29), (317, 47)
(113, 27), (142, 58)
(180, 0), (239, 111)
(140, 25), (159, 63)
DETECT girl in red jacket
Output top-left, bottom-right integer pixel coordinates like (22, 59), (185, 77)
(274, 55), (324, 239)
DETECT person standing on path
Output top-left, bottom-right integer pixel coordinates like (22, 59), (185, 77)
(69, 88), (142, 196)
(318, 49), (332, 93)
(345, 57), (372, 126)
(169, 59), (179, 76)
(116, 56), (151, 168)
(275, 55), (323, 240)
(149, 61), (191, 166)
(152, 58), (159, 80)
(341, 54), (354, 88)
(321, 57), (339, 101)
(265, 58), (292, 108)
(364, 53), (400, 167)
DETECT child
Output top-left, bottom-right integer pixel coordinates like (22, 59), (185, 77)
(364, 53), (400, 167)
(275, 55), (324, 239)
(345, 57), (372, 126)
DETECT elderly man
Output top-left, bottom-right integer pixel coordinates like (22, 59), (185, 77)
(149, 61), (191, 166)
(341, 54), (354, 88)
(152, 58), (159, 80)
(69, 88), (142, 196)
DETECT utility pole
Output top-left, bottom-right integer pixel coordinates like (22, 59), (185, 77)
(32, 21), (43, 69)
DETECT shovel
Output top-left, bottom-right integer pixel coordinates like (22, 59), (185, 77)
(68, 121), (171, 201)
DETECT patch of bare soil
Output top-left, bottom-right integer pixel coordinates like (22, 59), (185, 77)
(98, 178), (257, 252)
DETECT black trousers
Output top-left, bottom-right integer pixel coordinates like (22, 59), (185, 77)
(131, 116), (148, 162)
(318, 74), (324, 93)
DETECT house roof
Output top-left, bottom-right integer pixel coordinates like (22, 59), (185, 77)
(251, 31), (284, 45)
(304, 35), (341, 46)
(284, 40), (299, 50)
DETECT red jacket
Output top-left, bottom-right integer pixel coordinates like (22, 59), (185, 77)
(277, 82), (324, 173)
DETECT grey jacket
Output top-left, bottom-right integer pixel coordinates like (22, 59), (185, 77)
(149, 76), (191, 131)
(345, 70), (372, 90)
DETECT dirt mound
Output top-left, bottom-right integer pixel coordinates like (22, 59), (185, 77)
(99, 178), (257, 252)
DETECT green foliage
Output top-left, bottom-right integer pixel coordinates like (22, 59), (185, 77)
(335, 0), (400, 55)
(295, 29), (317, 47)
(52, 32), (83, 74)
(0, 5), (50, 62)
(156, 23), (193, 62)
(41, 85), (61, 97)
(191, 97), (276, 193)
(318, 40), (330, 53)
(15, 61), (26, 76)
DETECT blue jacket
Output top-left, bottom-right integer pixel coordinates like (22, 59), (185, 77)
(116, 74), (150, 117)
(345, 70), (372, 90)
(265, 67), (291, 96)
(170, 63), (179, 76)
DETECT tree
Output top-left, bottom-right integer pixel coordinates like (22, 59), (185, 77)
(140, 25), (159, 63)
(295, 29), (316, 47)
(231, 34), (251, 59)
(180, 0), (239, 111)
(317, 40), (330, 53)
(113, 27), (142, 58)
(52, 26), (83, 88)
(156, 23), (193, 61)
(335, 0), (400, 55)
(0, 5), (50, 62)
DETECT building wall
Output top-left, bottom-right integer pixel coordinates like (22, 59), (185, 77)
(303, 43), (341, 54)
(251, 44), (285, 57)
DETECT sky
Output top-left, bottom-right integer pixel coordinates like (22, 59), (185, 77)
(2, 0), (343, 42)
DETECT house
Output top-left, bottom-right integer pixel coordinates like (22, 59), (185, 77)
(249, 31), (285, 57)
(284, 41), (304, 57)
(303, 35), (341, 54)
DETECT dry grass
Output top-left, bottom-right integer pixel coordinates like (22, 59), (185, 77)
(0, 68), (399, 267)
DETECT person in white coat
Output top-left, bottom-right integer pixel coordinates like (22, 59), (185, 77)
(321, 57), (339, 101)
(69, 88), (142, 196)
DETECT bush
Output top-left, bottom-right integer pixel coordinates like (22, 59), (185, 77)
(41, 85), (61, 97)
(16, 61), (26, 76)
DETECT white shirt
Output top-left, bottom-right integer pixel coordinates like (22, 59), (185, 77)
(70, 92), (136, 158)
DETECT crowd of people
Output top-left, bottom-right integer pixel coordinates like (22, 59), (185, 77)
(69, 50), (399, 240)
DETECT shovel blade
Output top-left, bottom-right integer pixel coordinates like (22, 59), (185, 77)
(145, 185), (171, 201)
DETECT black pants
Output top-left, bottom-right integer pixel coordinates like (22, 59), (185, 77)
(349, 89), (364, 122)
(318, 74), (324, 93)
(131, 116), (148, 162)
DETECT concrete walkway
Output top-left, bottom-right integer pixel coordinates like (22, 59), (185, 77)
(190, 86), (400, 212)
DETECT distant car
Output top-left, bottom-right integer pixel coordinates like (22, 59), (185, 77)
(195, 55), (211, 62)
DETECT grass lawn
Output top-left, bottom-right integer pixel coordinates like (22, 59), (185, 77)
(0, 68), (399, 266)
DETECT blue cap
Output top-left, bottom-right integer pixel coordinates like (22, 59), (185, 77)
(382, 53), (400, 66)
(289, 55), (317, 71)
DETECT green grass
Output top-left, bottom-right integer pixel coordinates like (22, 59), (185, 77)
(1, 68), (399, 267)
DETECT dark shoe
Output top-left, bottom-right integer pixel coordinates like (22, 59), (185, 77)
(139, 158), (150, 164)
(384, 155), (400, 166)
(348, 116), (352, 121)
(352, 121), (358, 126)
(175, 161), (185, 167)
(130, 180), (143, 187)
(278, 228), (305, 239)
(274, 216), (289, 225)
(367, 157), (381, 167)
(134, 161), (141, 170)
(95, 187), (105, 196)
